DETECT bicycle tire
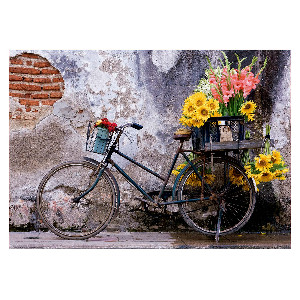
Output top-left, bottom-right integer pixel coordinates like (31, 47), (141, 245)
(37, 161), (119, 240)
(177, 156), (256, 236)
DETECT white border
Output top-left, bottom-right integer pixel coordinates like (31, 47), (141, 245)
(2, 1), (299, 299)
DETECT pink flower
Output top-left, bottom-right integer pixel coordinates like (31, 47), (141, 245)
(207, 63), (261, 106)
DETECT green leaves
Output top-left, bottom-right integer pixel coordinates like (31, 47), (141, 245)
(245, 130), (251, 140)
(235, 53), (247, 75)
(266, 124), (271, 136)
(248, 56), (258, 72)
(264, 124), (271, 155)
(256, 57), (268, 77)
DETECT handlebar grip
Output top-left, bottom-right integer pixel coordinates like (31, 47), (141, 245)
(131, 123), (143, 130)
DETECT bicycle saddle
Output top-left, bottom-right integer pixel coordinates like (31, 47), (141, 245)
(173, 128), (192, 141)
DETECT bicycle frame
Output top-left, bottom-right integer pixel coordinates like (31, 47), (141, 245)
(107, 136), (213, 205)
(73, 128), (213, 206)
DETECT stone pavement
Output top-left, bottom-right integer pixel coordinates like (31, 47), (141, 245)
(9, 231), (291, 249)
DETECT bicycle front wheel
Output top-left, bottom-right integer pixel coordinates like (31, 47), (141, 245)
(177, 156), (256, 236)
(37, 161), (119, 240)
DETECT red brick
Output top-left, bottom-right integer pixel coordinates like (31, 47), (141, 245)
(10, 92), (24, 98)
(23, 77), (33, 82)
(10, 92), (32, 98)
(9, 75), (23, 81)
(21, 53), (40, 59)
(19, 99), (40, 106)
(33, 77), (51, 83)
(26, 107), (31, 112)
(10, 67), (40, 75)
(10, 83), (41, 91)
(10, 58), (23, 65)
(16, 107), (23, 112)
(50, 92), (63, 98)
(41, 69), (60, 75)
(52, 77), (64, 83)
(41, 99), (57, 106)
(43, 85), (61, 90)
(32, 93), (49, 99)
(15, 115), (21, 119)
(34, 61), (51, 68)
(26, 61), (32, 65)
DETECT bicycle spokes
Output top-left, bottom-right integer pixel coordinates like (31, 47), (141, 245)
(178, 157), (255, 236)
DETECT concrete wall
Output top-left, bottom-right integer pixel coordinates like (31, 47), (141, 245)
(9, 50), (291, 232)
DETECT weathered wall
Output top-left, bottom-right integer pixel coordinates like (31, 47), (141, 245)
(9, 50), (291, 232)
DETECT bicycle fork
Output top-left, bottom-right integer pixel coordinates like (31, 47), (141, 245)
(71, 164), (106, 203)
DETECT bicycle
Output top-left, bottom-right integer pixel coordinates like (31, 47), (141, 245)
(36, 120), (256, 241)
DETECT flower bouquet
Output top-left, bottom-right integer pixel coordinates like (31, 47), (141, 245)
(243, 125), (288, 188)
(180, 51), (267, 128)
(87, 118), (117, 154)
(94, 118), (117, 132)
(172, 154), (216, 187)
(176, 51), (288, 188)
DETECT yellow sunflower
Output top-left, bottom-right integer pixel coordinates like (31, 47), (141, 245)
(229, 167), (244, 185)
(211, 111), (222, 117)
(189, 92), (207, 107)
(271, 150), (282, 165)
(186, 173), (201, 187)
(242, 183), (250, 191)
(244, 164), (251, 173)
(179, 116), (193, 127)
(195, 105), (210, 122)
(247, 113), (255, 121)
(172, 163), (187, 176)
(205, 173), (216, 185)
(207, 98), (219, 112)
(182, 101), (196, 117)
(251, 174), (261, 188)
(191, 118), (204, 128)
(185, 172), (215, 187)
(258, 170), (274, 182)
(240, 101), (257, 115)
(172, 169), (180, 176)
(272, 169), (282, 177)
(255, 154), (272, 171)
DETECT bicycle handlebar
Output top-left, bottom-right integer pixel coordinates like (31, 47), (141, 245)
(131, 123), (143, 130)
(118, 122), (143, 131)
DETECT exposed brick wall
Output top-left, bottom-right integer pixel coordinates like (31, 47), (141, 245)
(9, 52), (64, 120)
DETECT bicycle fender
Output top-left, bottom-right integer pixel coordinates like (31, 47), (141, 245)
(105, 168), (121, 209)
(83, 156), (100, 166)
(172, 163), (192, 201)
(171, 157), (207, 201)
(83, 157), (120, 209)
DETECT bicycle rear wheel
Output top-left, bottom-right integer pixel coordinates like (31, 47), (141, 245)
(177, 156), (255, 236)
(37, 161), (119, 240)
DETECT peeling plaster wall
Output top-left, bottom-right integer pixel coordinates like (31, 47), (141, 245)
(9, 50), (291, 231)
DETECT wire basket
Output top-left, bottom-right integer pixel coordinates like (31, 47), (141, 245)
(86, 122), (112, 154)
(192, 116), (245, 151)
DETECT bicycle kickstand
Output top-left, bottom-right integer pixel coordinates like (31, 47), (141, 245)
(215, 205), (224, 243)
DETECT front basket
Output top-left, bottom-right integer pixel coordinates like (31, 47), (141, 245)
(86, 124), (111, 154)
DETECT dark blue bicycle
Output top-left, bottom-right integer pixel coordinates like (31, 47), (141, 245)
(37, 121), (256, 240)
